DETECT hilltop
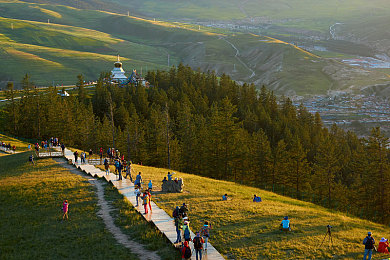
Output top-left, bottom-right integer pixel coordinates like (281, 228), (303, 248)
(1, 1), (389, 94)
(130, 163), (390, 259)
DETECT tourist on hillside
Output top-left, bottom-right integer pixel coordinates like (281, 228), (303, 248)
(146, 189), (152, 211)
(162, 177), (167, 183)
(125, 162), (132, 181)
(73, 150), (78, 163)
(363, 232), (375, 260)
(99, 147), (103, 159)
(181, 241), (192, 260)
(183, 220), (191, 242)
(168, 171), (175, 181)
(89, 149), (93, 156)
(200, 221), (211, 251)
(253, 194), (262, 202)
(29, 154), (34, 165)
(134, 186), (141, 207)
(222, 194), (228, 201)
(377, 237), (389, 254)
(104, 158), (110, 175)
(148, 180), (153, 190)
(142, 192), (149, 214)
(61, 143), (65, 154)
(174, 214), (183, 243)
(280, 216), (291, 231)
(135, 172), (142, 187)
(62, 200), (69, 221)
(193, 232), (205, 260)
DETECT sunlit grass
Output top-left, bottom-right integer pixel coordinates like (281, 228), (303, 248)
(0, 133), (31, 152)
(0, 152), (138, 259)
(115, 164), (390, 259)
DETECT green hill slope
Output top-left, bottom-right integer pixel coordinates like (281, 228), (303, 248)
(1, 1), (389, 94)
(20, 0), (390, 32)
(0, 1), (339, 94)
(0, 151), (180, 259)
(129, 164), (390, 259)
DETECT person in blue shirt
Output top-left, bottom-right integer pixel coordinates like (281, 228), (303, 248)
(167, 171), (175, 181)
(222, 194), (228, 201)
(281, 216), (291, 231)
(135, 172), (142, 187)
(253, 194), (262, 202)
(148, 180), (153, 190)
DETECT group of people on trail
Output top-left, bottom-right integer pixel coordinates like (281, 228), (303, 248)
(133, 176), (153, 214)
(172, 203), (210, 260)
(35, 137), (61, 151)
(0, 141), (15, 152)
(107, 147), (124, 161)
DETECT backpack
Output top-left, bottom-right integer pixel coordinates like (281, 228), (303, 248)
(183, 247), (191, 258)
(201, 226), (210, 237)
(173, 208), (179, 218)
(193, 237), (202, 249)
(365, 236), (374, 248)
(184, 227), (191, 240)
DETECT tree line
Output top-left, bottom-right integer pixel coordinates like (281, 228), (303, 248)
(3, 66), (390, 224)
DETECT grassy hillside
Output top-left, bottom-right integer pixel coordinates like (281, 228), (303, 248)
(0, 151), (180, 259)
(1, 1), (389, 94)
(20, 0), (390, 32)
(124, 164), (390, 259)
(0, 1), (342, 94)
(0, 152), (138, 259)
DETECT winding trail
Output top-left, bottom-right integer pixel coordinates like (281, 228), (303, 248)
(55, 158), (161, 260)
(221, 37), (256, 79)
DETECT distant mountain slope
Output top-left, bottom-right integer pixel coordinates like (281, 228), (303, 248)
(1, 1), (389, 94)
(0, 1), (337, 94)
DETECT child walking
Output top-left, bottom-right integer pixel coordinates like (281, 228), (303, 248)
(62, 200), (69, 220)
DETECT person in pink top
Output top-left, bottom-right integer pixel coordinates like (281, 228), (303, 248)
(62, 200), (69, 220)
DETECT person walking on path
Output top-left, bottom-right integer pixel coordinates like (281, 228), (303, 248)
(142, 192), (149, 214)
(62, 200), (69, 220)
(134, 186), (141, 207)
(117, 160), (123, 181)
(174, 214), (183, 243)
(81, 152), (85, 164)
(135, 172), (142, 188)
(73, 151), (78, 163)
(181, 241), (192, 260)
(104, 158), (110, 175)
(200, 221), (211, 251)
(363, 232), (375, 260)
(125, 162), (132, 181)
(61, 143), (65, 154)
(183, 220), (191, 242)
(193, 231), (205, 260)
(146, 189), (152, 211)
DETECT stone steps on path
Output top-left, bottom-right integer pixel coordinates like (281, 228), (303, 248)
(63, 148), (225, 260)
